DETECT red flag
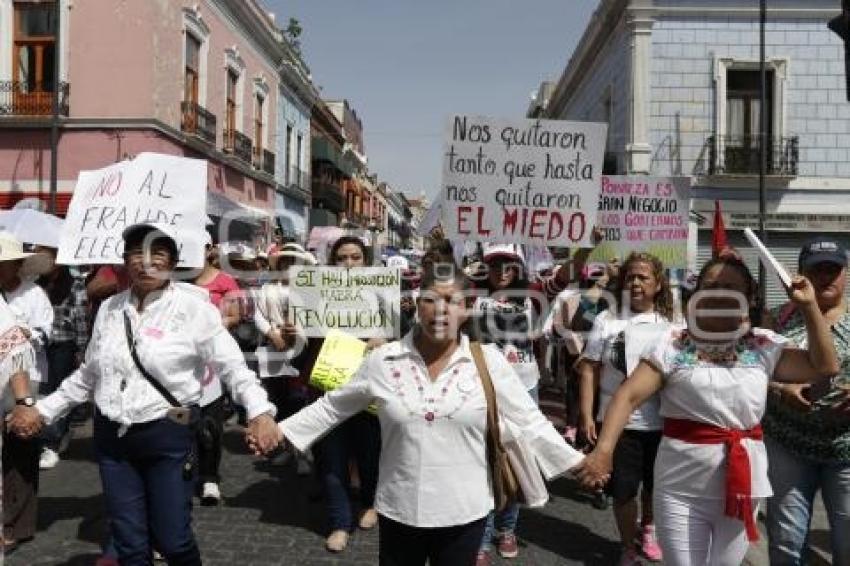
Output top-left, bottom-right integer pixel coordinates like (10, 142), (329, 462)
(712, 200), (728, 258)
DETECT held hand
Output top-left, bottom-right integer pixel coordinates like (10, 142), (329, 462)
(573, 448), (613, 491)
(245, 414), (283, 456)
(365, 338), (386, 352)
(777, 382), (812, 412)
(268, 328), (287, 352)
(6, 406), (43, 439)
(280, 322), (299, 349)
(591, 226), (604, 247)
(788, 276), (817, 308)
(578, 415), (598, 447)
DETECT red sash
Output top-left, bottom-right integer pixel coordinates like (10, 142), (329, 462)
(663, 418), (763, 542)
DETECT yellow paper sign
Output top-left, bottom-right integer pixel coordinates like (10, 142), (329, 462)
(310, 330), (368, 392)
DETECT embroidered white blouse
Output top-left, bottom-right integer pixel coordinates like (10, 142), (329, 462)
(5, 280), (53, 384)
(644, 327), (788, 499)
(37, 282), (275, 430)
(281, 332), (584, 528)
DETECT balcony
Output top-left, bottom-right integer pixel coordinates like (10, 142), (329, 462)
(312, 181), (345, 213)
(708, 135), (799, 176)
(180, 101), (216, 145)
(288, 166), (310, 190)
(224, 129), (253, 164)
(0, 81), (69, 117)
(251, 147), (274, 175)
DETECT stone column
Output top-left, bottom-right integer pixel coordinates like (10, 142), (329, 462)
(626, 0), (654, 174)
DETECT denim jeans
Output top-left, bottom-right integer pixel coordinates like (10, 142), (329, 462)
(40, 341), (78, 449)
(766, 437), (850, 566)
(480, 385), (539, 552)
(313, 411), (381, 532)
(94, 411), (201, 566)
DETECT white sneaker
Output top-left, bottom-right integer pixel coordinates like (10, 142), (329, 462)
(39, 448), (59, 470)
(201, 482), (221, 506)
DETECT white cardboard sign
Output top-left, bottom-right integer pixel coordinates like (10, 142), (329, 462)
(58, 153), (208, 267)
(288, 266), (402, 338)
(441, 116), (607, 246)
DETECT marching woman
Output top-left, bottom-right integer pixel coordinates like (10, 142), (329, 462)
(258, 264), (584, 566)
(10, 223), (280, 566)
(576, 254), (839, 566)
(577, 252), (674, 565)
(472, 236), (596, 565)
(311, 235), (384, 552)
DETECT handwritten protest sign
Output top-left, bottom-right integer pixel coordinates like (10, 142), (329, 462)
(310, 330), (368, 392)
(590, 176), (690, 268)
(58, 153), (208, 267)
(441, 116), (607, 246)
(288, 266), (401, 338)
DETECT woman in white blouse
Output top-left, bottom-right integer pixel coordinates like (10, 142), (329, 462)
(261, 264), (585, 566)
(576, 255), (839, 566)
(12, 223), (280, 566)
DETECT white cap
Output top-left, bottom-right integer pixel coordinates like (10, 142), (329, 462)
(482, 243), (525, 264)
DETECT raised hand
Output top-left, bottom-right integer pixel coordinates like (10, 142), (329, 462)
(6, 405), (43, 439)
(788, 275), (817, 308)
(245, 414), (283, 456)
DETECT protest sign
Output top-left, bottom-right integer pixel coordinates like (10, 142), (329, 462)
(310, 330), (368, 392)
(590, 176), (691, 268)
(440, 115), (607, 246)
(288, 266), (401, 338)
(58, 153), (208, 267)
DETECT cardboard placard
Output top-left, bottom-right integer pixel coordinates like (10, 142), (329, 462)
(441, 115), (607, 246)
(288, 266), (401, 338)
(310, 330), (368, 392)
(590, 176), (691, 268)
(58, 153), (208, 267)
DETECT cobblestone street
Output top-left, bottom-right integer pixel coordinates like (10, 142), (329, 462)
(6, 412), (825, 566)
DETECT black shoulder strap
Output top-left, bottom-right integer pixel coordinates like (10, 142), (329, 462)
(122, 311), (182, 408)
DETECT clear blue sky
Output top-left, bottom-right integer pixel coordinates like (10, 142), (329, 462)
(266, 0), (599, 199)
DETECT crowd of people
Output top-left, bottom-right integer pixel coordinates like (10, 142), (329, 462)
(0, 221), (846, 566)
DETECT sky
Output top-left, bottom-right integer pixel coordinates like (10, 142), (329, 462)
(266, 0), (599, 199)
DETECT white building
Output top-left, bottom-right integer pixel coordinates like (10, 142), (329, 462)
(276, 41), (316, 242)
(534, 0), (849, 304)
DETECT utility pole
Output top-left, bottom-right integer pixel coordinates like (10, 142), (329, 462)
(49, 0), (61, 214)
(758, 0), (767, 308)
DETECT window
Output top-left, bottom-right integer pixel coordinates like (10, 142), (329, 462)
(296, 133), (303, 174)
(285, 124), (293, 184)
(254, 93), (264, 159)
(225, 69), (238, 147)
(726, 69), (774, 173)
(184, 34), (201, 104)
(14, 1), (57, 93)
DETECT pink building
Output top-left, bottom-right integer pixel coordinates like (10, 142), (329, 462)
(0, 0), (284, 238)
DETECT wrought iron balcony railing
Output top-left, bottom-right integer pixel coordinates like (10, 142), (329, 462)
(708, 135), (799, 176)
(0, 81), (69, 117)
(180, 101), (216, 144)
(224, 129), (253, 164)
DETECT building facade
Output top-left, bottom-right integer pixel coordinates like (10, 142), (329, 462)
(536, 0), (850, 304)
(0, 0), (292, 242)
(310, 98), (348, 228)
(276, 41), (315, 242)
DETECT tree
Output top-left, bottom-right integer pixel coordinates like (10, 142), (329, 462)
(285, 17), (303, 53)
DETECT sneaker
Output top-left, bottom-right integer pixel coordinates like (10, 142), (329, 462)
(618, 548), (641, 566)
(639, 524), (663, 562)
(358, 508), (378, 530)
(39, 448), (60, 470)
(475, 551), (492, 566)
(325, 530), (348, 553)
(496, 532), (519, 559)
(200, 482), (221, 506)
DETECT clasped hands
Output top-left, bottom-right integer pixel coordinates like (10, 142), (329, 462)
(5, 405), (44, 439)
(572, 449), (614, 493)
(244, 413), (284, 456)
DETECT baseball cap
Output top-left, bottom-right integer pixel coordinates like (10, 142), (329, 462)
(482, 243), (525, 264)
(798, 238), (848, 271)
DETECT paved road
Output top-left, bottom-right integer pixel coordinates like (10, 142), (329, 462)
(5, 416), (830, 565)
